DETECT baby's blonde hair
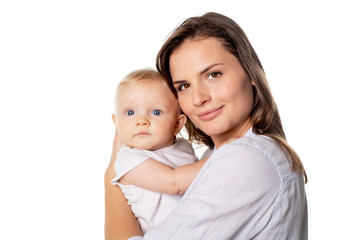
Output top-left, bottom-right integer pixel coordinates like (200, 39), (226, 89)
(114, 68), (176, 112)
(118, 68), (165, 87)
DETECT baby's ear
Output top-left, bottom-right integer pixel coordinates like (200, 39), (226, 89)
(111, 114), (117, 125)
(174, 114), (187, 135)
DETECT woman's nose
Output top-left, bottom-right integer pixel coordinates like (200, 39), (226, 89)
(136, 117), (150, 126)
(192, 84), (210, 106)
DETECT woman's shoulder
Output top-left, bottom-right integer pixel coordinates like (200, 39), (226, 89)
(214, 130), (294, 179)
(216, 130), (278, 156)
(236, 130), (280, 156)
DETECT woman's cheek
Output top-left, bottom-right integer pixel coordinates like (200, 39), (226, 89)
(178, 95), (191, 115)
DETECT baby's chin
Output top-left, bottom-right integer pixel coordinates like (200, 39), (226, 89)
(127, 142), (159, 151)
(127, 141), (172, 151)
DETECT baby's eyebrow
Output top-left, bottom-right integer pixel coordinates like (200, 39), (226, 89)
(118, 103), (131, 107)
(153, 104), (169, 109)
(117, 103), (135, 110)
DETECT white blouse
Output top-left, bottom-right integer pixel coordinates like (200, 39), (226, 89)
(130, 128), (308, 239)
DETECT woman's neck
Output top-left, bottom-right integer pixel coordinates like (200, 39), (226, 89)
(212, 117), (253, 148)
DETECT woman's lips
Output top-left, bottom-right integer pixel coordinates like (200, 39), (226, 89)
(198, 106), (224, 121)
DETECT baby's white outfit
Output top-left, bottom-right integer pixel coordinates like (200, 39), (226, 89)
(111, 138), (198, 233)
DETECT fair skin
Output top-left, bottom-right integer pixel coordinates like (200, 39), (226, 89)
(112, 79), (207, 194)
(105, 37), (254, 239)
(170, 37), (254, 148)
(114, 80), (184, 151)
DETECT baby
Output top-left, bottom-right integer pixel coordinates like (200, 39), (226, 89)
(111, 69), (207, 233)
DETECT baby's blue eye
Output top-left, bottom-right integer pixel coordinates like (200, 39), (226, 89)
(152, 110), (161, 116)
(126, 110), (134, 116)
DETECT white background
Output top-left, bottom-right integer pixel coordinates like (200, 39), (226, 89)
(1, 0), (359, 239)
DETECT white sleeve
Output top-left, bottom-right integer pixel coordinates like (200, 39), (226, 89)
(127, 237), (143, 240)
(143, 142), (281, 239)
(111, 145), (151, 184)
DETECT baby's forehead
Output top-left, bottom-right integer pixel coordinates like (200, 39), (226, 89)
(117, 79), (180, 111)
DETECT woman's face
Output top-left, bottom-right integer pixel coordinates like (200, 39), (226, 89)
(169, 37), (254, 147)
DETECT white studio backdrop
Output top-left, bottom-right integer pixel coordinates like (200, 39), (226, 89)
(0, 0), (359, 239)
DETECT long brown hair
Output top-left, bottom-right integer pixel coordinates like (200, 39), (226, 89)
(156, 12), (307, 182)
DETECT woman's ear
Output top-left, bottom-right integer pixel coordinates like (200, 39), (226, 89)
(251, 78), (255, 86)
(111, 114), (117, 125)
(174, 114), (187, 135)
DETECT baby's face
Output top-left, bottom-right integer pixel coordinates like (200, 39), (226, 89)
(115, 80), (182, 150)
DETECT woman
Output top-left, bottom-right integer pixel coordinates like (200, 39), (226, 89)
(105, 12), (307, 239)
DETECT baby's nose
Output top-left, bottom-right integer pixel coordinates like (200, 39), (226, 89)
(136, 118), (150, 126)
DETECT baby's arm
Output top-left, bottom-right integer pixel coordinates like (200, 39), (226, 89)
(121, 157), (208, 195)
(126, 160), (208, 194)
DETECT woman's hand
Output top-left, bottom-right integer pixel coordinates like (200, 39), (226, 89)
(108, 114), (122, 171)
(104, 127), (143, 240)
(108, 127), (122, 170)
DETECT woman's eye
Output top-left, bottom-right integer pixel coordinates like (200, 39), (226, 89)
(208, 72), (221, 79)
(126, 110), (135, 116)
(152, 110), (162, 116)
(177, 83), (190, 91)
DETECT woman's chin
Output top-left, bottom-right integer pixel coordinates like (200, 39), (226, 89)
(201, 126), (226, 138)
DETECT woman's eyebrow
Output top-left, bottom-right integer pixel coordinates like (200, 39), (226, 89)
(172, 63), (224, 84)
(172, 80), (187, 85)
(199, 63), (223, 75)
